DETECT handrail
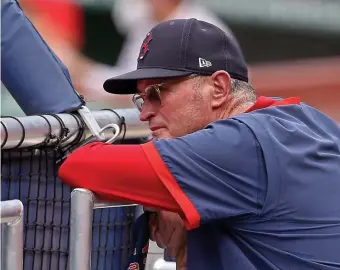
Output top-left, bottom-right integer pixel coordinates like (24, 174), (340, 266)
(1, 108), (150, 149)
(69, 188), (137, 270)
(1, 199), (24, 270)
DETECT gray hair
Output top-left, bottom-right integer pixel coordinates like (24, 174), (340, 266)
(230, 78), (256, 103)
(193, 75), (256, 103)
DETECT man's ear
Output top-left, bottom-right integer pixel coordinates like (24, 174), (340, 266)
(210, 71), (231, 109)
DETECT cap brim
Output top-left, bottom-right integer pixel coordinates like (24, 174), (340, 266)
(103, 68), (193, 94)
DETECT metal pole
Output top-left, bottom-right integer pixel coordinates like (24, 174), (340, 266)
(69, 189), (95, 270)
(69, 189), (136, 270)
(1, 199), (24, 270)
(1, 108), (150, 149)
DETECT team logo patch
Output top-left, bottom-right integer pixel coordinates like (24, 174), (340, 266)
(138, 32), (152, 61)
(128, 262), (139, 270)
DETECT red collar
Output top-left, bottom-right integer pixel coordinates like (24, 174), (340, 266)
(245, 96), (301, 113)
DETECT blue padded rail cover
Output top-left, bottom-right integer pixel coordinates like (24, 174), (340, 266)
(1, 0), (84, 115)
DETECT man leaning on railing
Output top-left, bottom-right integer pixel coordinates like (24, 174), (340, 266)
(58, 18), (340, 270)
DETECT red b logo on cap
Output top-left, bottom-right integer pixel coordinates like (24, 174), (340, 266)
(138, 32), (152, 61)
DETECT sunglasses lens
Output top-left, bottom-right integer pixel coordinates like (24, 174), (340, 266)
(132, 95), (144, 111)
(133, 84), (162, 111)
(135, 98), (144, 111)
(146, 86), (161, 103)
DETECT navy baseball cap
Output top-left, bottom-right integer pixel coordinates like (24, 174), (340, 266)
(103, 18), (248, 94)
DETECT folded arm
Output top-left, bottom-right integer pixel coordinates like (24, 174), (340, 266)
(58, 141), (200, 230)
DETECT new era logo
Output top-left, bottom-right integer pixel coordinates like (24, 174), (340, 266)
(199, 58), (212, 68)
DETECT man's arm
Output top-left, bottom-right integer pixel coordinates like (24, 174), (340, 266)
(58, 141), (200, 230)
(59, 117), (265, 229)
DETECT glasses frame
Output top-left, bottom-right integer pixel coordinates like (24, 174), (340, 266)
(132, 74), (199, 112)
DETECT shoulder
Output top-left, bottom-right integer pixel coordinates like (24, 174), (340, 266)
(151, 117), (262, 174)
(235, 102), (340, 137)
(156, 117), (257, 149)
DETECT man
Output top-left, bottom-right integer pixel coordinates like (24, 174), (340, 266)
(58, 18), (340, 269)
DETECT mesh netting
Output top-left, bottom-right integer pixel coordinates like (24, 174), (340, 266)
(1, 148), (135, 270)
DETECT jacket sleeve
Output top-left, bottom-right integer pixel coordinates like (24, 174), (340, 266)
(58, 141), (200, 230)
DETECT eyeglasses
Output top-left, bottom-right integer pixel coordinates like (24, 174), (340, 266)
(132, 74), (199, 112)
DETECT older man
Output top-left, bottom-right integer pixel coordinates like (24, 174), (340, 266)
(59, 18), (340, 270)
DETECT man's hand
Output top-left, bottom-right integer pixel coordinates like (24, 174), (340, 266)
(149, 210), (186, 258)
(149, 210), (187, 269)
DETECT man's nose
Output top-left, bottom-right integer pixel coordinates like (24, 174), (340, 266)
(139, 102), (157, 122)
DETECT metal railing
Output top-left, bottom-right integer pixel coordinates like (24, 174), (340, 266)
(1, 108), (175, 270)
(0, 108), (151, 270)
(0, 108), (150, 150)
(1, 199), (24, 270)
(69, 189), (138, 270)
(69, 189), (176, 270)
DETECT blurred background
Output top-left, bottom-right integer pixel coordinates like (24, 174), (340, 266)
(1, 0), (340, 123)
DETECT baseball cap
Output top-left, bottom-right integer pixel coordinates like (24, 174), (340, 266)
(103, 18), (248, 94)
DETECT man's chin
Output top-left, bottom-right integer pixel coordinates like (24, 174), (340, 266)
(151, 128), (172, 139)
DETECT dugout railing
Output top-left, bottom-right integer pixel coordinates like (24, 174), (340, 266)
(1, 199), (24, 270)
(69, 188), (138, 270)
(0, 108), (162, 270)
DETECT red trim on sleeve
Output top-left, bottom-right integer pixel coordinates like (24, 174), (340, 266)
(58, 142), (182, 213)
(141, 141), (201, 230)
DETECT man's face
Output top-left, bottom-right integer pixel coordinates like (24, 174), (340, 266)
(136, 76), (213, 139)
